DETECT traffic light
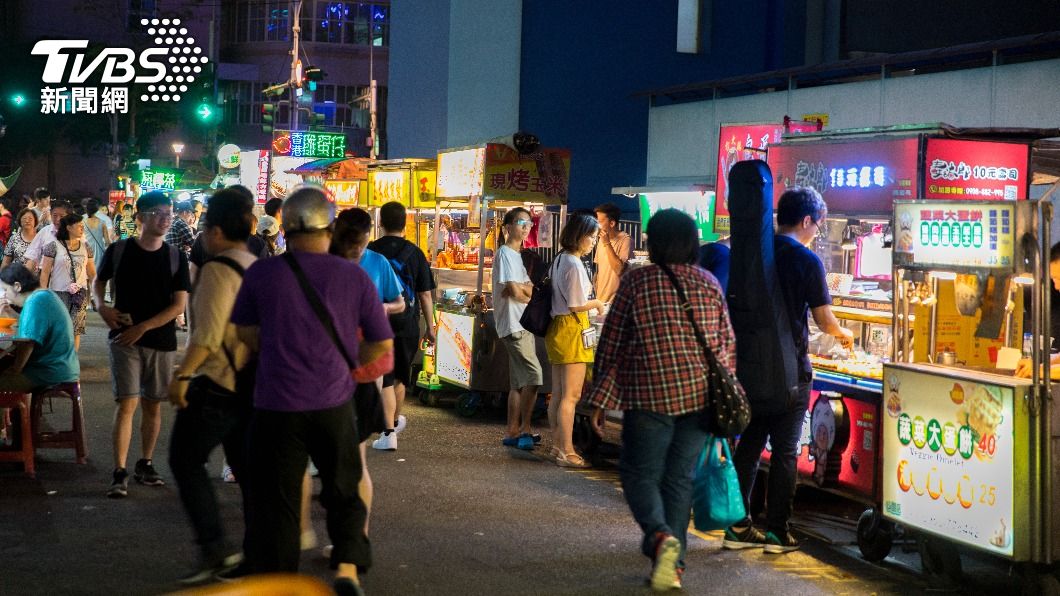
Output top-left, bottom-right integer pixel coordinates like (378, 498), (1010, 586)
(196, 102), (214, 122)
(302, 66), (325, 92)
(117, 176), (125, 190)
(9, 94), (26, 108)
(262, 103), (276, 133)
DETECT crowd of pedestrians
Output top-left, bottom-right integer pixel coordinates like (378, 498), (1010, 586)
(0, 179), (863, 594)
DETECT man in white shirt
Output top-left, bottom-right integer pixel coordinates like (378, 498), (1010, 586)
(24, 200), (70, 272)
(593, 202), (632, 304)
(492, 207), (543, 451)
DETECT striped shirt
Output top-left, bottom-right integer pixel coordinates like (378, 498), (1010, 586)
(587, 263), (736, 416)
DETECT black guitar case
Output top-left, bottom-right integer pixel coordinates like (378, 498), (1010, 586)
(725, 160), (802, 414)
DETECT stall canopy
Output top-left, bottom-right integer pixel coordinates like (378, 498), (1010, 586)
(285, 157), (369, 180)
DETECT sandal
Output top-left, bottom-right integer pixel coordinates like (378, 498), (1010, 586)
(554, 451), (590, 468)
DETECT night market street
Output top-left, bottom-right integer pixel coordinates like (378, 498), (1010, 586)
(0, 317), (1025, 596)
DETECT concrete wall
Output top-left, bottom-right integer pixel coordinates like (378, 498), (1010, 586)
(646, 58), (1060, 183)
(387, 0), (451, 158)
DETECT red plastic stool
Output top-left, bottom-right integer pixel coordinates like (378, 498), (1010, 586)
(31, 382), (87, 464)
(0, 392), (35, 477)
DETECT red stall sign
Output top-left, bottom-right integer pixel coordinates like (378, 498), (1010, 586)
(924, 138), (1030, 201)
(715, 121), (818, 233)
(768, 137), (920, 215)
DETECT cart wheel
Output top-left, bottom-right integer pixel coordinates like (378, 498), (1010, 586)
(572, 413), (600, 458)
(418, 389), (430, 406)
(856, 508), (894, 562)
(424, 391), (440, 407)
(456, 392), (480, 417)
(918, 535), (962, 584)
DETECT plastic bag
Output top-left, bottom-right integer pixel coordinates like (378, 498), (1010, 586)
(692, 436), (747, 531)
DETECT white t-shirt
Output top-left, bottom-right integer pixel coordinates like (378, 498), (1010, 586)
(23, 224), (57, 267)
(42, 240), (92, 290)
(492, 245), (530, 338)
(550, 252), (592, 317)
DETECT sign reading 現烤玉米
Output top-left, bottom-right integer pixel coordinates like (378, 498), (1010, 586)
(139, 167), (182, 192)
(271, 130), (347, 159)
(31, 18), (207, 115)
(881, 365), (1017, 556)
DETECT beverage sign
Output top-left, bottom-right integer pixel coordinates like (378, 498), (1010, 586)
(139, 167), (182, 191)
(893, 202), (1015, 269)
(436, 310), (474, 387)
(638, 192), (716, 242)
(924, 139), (1029, 201)
(768, 137), (920, 215)
(271, 130), (346, 159)
(715, 122), (817, 233)
(881, 366), (1018, 556)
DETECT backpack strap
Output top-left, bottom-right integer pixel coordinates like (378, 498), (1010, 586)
(282, 252), (356, 370)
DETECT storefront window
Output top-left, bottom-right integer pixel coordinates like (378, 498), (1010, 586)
(266, 1), (289, 41)
(228, 1), (389, 46)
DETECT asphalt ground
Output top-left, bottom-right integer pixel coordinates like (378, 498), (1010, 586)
(0, 317), (1038, 595)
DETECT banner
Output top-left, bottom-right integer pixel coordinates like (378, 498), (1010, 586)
(924, 139), (1030, 201)
(482, 145), (570, 203)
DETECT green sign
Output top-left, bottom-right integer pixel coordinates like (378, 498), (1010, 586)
(140, 168), (182, 192)
(271, 130), (347, 159)
(638, 192), (718, 243)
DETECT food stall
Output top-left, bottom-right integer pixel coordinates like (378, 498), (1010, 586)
(416, 143), (570, 415)
(881, 198), (1057, 587)
(365, 158), (437, 251)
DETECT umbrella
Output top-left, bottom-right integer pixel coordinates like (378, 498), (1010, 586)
(0, 167), (21, 196)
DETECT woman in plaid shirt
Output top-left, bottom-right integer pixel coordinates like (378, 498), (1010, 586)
(587, 209), (735, 592)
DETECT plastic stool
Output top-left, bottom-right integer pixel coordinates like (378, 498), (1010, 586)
(31, 382), (87, 464)
(0, 392), (34, 477)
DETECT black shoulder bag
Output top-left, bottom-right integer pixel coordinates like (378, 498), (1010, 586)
(519, 252), (560, 337)
(658, 263), (750, 438)
(283, 252), (386, 440)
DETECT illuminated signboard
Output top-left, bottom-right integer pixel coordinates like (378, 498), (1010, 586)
(768, 137), (920, 214)
(325, 180), (362, 207)
(271, 130), (346, 158)
(893, 202), (1015, 269)
(482, 146), (570, 202)
(882, 365), (1021, 556)
(924, 138), (1030, 201)
(370, 170), (409, 206)
(436, 310), (475, 388)
(437, 147), (486, 197)
(638, 191), (716, 242)
(139, 167), (182, 191)
(715, 122), (818, 233)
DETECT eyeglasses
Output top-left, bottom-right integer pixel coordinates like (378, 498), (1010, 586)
(512, 219), (532, 227)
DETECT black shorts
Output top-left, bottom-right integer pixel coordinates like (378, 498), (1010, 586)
(388, 335), (421, 388)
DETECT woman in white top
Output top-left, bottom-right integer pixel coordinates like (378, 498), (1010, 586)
(40, 213), (95, 351)
(544, 213), (604, 468)
(81, 197), (112, 274)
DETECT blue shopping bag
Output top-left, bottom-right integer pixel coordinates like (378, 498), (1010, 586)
(692, 436), (747, 531)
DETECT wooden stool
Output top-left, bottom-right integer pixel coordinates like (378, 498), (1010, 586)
(0, 391), (34, 478)
(31, 382), (87, 464)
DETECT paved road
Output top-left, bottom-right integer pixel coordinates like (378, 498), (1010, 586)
(0, 318), (1028, 595)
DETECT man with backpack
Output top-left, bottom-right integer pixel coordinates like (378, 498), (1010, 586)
(367, 201), (436, 451)
(93, 191), (191, 498)
(167, 189), (257, 584)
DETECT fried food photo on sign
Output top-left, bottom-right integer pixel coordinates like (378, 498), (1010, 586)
(956, 384), (1004, 446)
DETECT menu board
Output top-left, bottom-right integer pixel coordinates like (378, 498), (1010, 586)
(437, 148), (486, 198)
(768, 137), (920, 215)
(893, 202), (1015, 269)
(436, 310), (475, 388)
(924, 139), (1030, 201)
(882, 366), (1017, 556)
(638, 191), (716, 243)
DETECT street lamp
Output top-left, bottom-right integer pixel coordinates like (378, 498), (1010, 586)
(172, 142), (185, 168)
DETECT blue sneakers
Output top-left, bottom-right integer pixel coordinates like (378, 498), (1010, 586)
(502, 433), (536, 450)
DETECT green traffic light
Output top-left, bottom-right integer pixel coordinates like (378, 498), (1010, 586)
(196, 103), (213, 121)
(11, 94), (26, 107)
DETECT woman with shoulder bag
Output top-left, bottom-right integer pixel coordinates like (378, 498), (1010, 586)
(586, 209), (736, 592)
(40, 213), (95, 352)
(545, 213), (604, 468)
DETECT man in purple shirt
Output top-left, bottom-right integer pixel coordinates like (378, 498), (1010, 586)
(231, 187), (393, 595)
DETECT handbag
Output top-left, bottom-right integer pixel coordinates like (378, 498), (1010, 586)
(519, 252), (559, 337)
(692, 436), (747, 531)
(284, 253), (387, 440)
(658, 263), (751, 438)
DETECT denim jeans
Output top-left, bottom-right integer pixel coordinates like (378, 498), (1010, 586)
(247, 399), (370, 573)
(731, 383), (810, 535)
(619, 409), (708, 567)
(168, 377), (253, 562)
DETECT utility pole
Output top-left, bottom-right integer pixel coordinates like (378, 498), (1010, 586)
(369, 23), (377, 159)
(289, 0), (304, 132)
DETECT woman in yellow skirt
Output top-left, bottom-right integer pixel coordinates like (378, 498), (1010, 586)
(545, 213), (604, 467)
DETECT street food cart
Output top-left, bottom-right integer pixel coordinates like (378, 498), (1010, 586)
(879, 197), (1058, 587)
(416, 143), (570, 415)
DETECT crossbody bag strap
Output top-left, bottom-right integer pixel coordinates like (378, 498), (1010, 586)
(658, 263), (716, 362)
(282, 252), (356, 370)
